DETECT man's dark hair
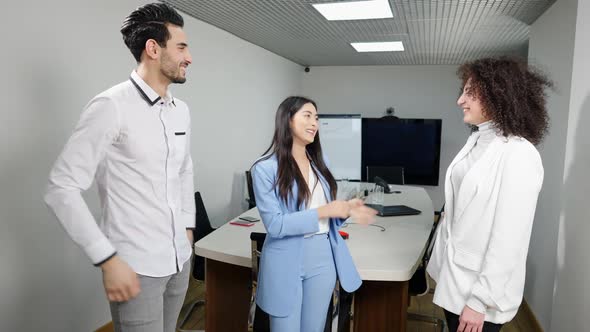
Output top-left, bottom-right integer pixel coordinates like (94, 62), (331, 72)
(121, 3), (184, 63)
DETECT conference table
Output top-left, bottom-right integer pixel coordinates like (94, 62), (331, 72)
(194, 183), (434, 331)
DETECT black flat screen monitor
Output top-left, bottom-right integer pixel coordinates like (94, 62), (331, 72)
(361, 118), (442, 186)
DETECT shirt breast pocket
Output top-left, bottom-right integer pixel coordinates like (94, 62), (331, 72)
(173, 131), (188, 162)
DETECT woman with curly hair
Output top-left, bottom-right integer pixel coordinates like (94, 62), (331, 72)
(427, 57), (552, 332)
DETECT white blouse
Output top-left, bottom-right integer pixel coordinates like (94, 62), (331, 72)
(305, 167), (330, 237)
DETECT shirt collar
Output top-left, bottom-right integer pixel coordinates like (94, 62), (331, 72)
(477, 120), (492, 131)
(129, 71), (175, 107)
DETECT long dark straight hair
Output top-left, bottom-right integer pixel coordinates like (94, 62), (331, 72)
(254, 96), (337, 208)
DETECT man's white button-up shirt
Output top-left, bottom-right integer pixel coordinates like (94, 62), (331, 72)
(45, 71), (195, 277)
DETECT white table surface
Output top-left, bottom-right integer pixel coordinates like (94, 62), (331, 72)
(195, 183), (434, 282)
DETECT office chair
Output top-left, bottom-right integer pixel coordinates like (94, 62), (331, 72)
(249, 232), (352, 332)
(324, 281), (354, 332)
(177, 192), (217, 332)
(407, 204), (446, 332)
(245, 170), (257, 209)
(367, 165), (405, 185)
(249, 232), (271, 332)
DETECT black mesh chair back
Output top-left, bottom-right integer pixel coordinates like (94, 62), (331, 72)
(367, 165), (405, 185)
(178, 192), (216, 331)
(407, 204), (446, 332)
(409, 204), (444, 296)
(249, 232), (270, 332)
(193, 192), (215, 281)
(246, 170), (257, 209)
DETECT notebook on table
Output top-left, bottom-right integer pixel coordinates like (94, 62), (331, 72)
(365, 204), (422, 217)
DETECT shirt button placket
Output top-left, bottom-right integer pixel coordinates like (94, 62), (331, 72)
(160, 103), (179, 270)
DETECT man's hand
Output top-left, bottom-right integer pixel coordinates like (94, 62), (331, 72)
(457, 305), (485, 332)
(187, 229), (194, 244)
(100, 255), (140, 302)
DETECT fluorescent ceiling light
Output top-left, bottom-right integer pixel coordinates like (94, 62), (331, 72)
(312, 0), (393, 21)
(351, 41), (405, 52)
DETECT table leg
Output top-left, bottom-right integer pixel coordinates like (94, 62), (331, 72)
(204, 259), (251, 332)
(353, 280), (409, 332)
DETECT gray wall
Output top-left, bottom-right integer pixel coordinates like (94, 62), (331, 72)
(526, 0), (590, 330)
(526, 0), (578, 329)
(549, 0), (590, 329)
(301, 65), (468, 209)
(0, 0), (301, 330)
(172, 13), (303, 225)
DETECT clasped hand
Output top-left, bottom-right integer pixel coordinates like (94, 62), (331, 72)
(326, 198), (377, 225)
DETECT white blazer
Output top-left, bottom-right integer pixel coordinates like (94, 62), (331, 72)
(427, 133), (543, 324)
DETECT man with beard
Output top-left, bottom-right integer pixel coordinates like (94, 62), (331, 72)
(44, 3), (195, 331)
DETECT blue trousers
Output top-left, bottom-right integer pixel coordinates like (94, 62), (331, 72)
(270, 233), (337, 332)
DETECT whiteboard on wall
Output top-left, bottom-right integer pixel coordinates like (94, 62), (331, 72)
(318, 114), (362, 180)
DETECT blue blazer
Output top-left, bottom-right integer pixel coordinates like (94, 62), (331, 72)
(251, 155), (362, 317)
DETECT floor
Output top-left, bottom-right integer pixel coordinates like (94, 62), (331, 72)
(406, 290), (534, 332)
(177, 276), (206, 331)
(177, 274), (538, 331)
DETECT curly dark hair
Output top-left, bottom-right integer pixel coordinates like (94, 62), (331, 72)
(458, 57), (552, 145)
(120, 3), (184, 63)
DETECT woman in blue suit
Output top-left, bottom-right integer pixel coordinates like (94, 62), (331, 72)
(251, 96), (377, 332)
